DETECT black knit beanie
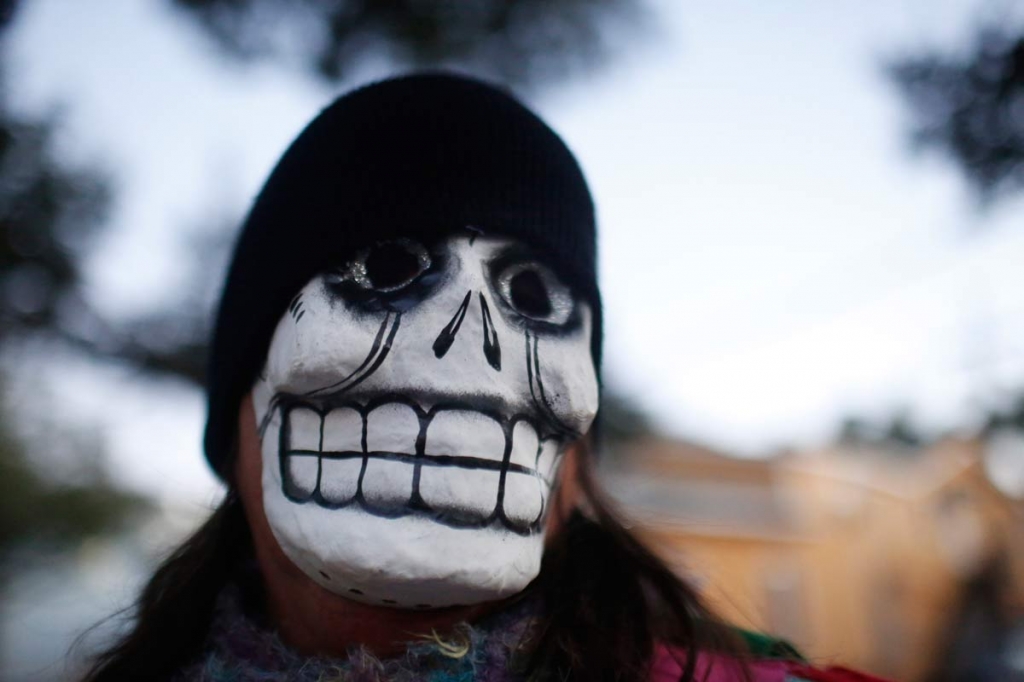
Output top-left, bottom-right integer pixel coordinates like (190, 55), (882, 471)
(204, 72), (602, 479)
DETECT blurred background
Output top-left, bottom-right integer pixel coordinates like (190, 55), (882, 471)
(1, 0), (1024, 679)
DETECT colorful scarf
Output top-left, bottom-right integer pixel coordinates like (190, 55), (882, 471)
(174, 587), (538, 682)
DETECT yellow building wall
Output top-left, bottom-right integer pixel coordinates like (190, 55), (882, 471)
(615, 437), (1024, 682)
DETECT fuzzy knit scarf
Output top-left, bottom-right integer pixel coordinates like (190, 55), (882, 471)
(174, 586), (539, 682)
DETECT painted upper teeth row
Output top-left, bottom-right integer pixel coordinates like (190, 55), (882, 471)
(279, 402), (561, 531)
(285, 403), (560, 476)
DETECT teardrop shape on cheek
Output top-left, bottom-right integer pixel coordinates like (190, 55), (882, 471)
(480, 293), (501, 371)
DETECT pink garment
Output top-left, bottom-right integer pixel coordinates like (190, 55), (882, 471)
(649, 645), (788, 682)
(649, 644), (896, 682)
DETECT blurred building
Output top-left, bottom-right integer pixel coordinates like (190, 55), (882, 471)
(603, 434), (1024, 681)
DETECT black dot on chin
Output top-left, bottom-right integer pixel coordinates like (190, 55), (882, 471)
(349, 588), (363, 595)
(318, 571), (331, 580)
(382, 599), (397, 605)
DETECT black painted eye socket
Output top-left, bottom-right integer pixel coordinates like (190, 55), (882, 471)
(496, 261), (574, 326)
(364, 241), (425, 290)
(328, 239), (432, 293)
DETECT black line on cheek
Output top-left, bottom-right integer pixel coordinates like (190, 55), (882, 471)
(480, 293), (501, 371)
(433, 290), (472, 359)
(341, 312), (402, 393)
(305, 313), (391, 397)
(525, 332), (576, 439)
(533, 334), (575, 436)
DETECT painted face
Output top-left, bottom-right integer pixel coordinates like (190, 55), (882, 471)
(251, 233), (599, 608)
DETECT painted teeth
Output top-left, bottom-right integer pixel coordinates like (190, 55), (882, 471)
(279, 402), (560, 531)
(503, 473), (544, 525)
(288, 407), (321, 452)
(419, 465), (500, 519)
(318, 407), (362, 505)
(362, 404), (418, 512)
(366, 404), (418, 454)
(323, 407), (361, 451)
(425, 410), (505, 461)
(510, 421), (539, 469)
(284, 454), (318, 500)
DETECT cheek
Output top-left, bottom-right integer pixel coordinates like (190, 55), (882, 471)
(264, 280), (396, 397)
(543, 442), (583, 541)
(236, 396), (299, 574)
(236, 396), (264, 508)
(533, 338), (600, 431)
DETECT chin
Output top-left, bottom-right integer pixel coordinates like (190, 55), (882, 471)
(263, 501), (546, 608)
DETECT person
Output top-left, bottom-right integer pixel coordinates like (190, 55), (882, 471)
(82, 73), (888, 682)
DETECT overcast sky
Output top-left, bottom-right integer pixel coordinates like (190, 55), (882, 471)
(6, 0), (1024, 503)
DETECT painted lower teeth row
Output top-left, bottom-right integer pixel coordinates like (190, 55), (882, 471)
(278, 402), (563, 532)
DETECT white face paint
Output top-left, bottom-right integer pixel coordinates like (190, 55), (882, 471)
(251, 233), (599, 608)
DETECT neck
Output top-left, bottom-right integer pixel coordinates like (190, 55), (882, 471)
(256, 542), (491, 658)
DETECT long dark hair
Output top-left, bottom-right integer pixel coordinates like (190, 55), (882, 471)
(82, 444), (748, 681)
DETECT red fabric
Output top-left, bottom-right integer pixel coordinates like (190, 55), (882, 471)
(779, 662), (895, 682)
(649, 645), (896, 682)
(649, 645), (788, 682)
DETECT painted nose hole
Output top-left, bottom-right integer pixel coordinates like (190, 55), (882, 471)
(433, 290), (472, 359)
(431, 290), (502, 371)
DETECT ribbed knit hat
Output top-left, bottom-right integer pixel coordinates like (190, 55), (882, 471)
(204, 72), (601, 479)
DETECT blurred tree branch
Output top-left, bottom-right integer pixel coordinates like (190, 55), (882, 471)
(171, 0), (649, 90)
(0, 90), (210, 384)
(837, 410), (928, 452)
(0, 4), (152, 564)
(0, 0), (655, 393)
(0, 0), (661, 484)
(889, 24), (1024, 204)
(0, 382), (148, 563)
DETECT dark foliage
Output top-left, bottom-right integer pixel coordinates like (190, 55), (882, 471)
(0, 102), (147, 561)
(80, 492), (248, 682)
(983, 393), (1024, 433)
(0, 398), (147, 563)
(0, 92), (219, 384)
(0, 103), (109, 338)
(837, 411), (927, 451)
(0, 0), (654, 391)
(172, 0), (647, 90)
(0, 7), (149, 567)
(890, 25), (1024, 202)
(0, 3), (213, 384)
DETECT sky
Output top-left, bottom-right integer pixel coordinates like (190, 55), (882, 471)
(5, 0), (1024, 504)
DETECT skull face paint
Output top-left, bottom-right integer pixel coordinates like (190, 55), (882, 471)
(251, 233), (599, 608)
